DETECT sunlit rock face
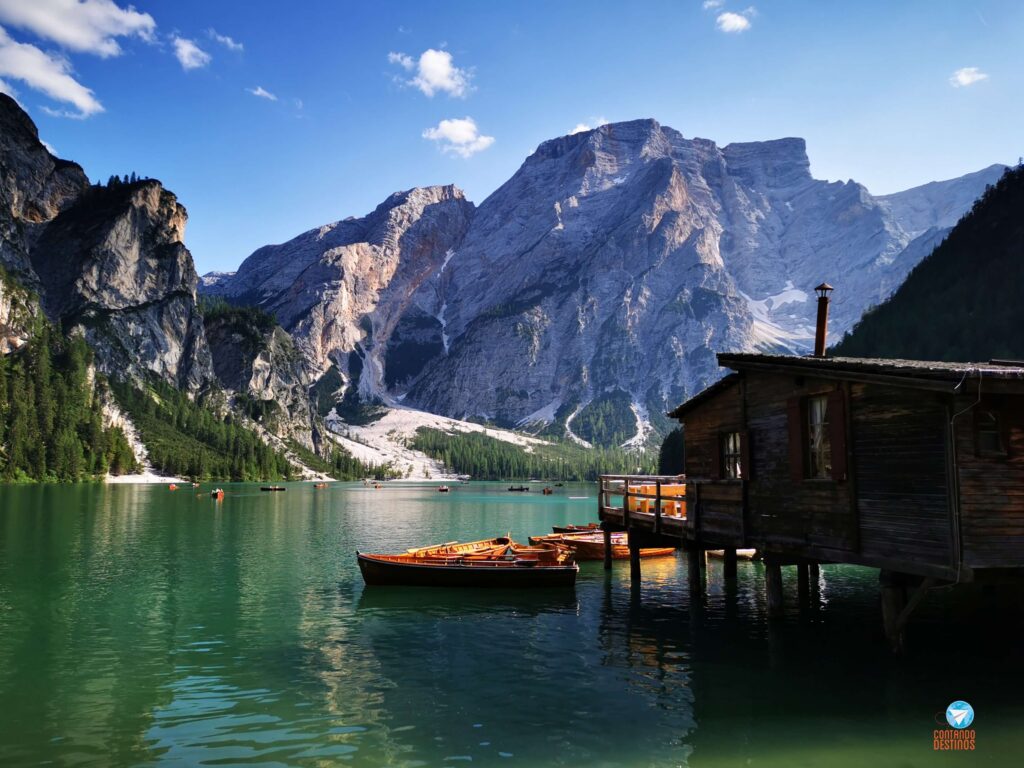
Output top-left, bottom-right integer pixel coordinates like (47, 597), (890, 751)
(402, 120), (1003, 428)
(205, 185), (476, 400)
(0, 94), (214, 391)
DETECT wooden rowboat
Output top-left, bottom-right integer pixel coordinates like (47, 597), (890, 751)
(529, 532), (676, 561)
(358, 537), (578, 588)
(260, 486), (286, 492)
(552, 523), (600, 534)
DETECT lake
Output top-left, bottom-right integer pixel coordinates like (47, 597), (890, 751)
(0, 482), (1021, 766)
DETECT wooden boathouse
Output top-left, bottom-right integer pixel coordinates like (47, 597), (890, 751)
(600, 284), (1024, 650)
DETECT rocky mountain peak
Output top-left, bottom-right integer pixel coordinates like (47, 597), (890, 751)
(721, 137), (812, 190)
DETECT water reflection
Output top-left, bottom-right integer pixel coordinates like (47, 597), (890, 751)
(0, 483), (1022, 767)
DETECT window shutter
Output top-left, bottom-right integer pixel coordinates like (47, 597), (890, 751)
(740, 430), (752, 480)
(711, 433), (722, 480)
(787, 397), (803, 483)
(828, 389), (848, 481)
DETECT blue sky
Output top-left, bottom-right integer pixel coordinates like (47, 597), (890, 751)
(1, 1), (1021, 273)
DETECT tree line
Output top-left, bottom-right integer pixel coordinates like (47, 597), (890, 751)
(111, 380), (293, 481)
(411, 427), (657, 481)
(0, 327), (137, 481)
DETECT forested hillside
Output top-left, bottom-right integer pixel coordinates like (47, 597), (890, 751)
(834, 164), (1024, 360)
(0, 325), (137, 481)
(111, 380), (293, 481)
(410, 428), (656, 481)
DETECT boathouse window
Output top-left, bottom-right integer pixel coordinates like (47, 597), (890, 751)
(807, 395), (831, 478)
(722, 431), (742, 479)
(976, 410), (1007, 457)
(788, 391), (847, 482)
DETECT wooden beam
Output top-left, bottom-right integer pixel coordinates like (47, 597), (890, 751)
(797, 563), (810, 603)
(723, 548), (738, 579)
(603, 527), (613, 572)
(765, 562), (784, 618)
(629, 538), (641, 583)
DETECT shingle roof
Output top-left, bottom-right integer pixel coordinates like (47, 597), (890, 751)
(667, 354), (1024, 422)
(717, 353), (1024, 382)
(666, 373), (740, 419)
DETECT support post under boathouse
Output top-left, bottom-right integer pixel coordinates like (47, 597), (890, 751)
(599, 284), (1024, 650)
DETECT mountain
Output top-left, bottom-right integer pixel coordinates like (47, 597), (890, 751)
(0, 94), (213, 392)
(205, 185), (475, 403)
(208, 119), (1003, 443)
(834, 164), (1022, 361)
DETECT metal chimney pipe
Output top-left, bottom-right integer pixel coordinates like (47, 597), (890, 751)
(813, 283), (833, 357)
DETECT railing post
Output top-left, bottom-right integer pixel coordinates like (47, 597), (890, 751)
(654, 478), (662, 535)
(623, 478), (631, 529)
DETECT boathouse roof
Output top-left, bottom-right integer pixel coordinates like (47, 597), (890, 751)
(668, 354), (1024, 418)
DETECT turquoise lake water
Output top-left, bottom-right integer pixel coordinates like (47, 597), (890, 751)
(0, 481), (1021, 766)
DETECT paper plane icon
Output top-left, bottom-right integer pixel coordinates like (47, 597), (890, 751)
(949, 708), (971, 726)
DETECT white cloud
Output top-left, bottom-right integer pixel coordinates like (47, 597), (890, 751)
(391, 48), (471, 97)
(172, 36), (210, 70)
(208, 28), (242, 52)
(422, 117), (494, 157)
(247, 85), (277, 101)
(0, 0), (154, 58)
(949, 67), (988, 88)
(388, 51), (413, 70)
(716, 11), (752, 32)
(702, 0), (724, 9)
(569, 116), (609, 135)
(0, 25), (102, 116)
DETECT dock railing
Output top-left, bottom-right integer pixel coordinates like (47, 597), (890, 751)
(598, 475), (687, 535)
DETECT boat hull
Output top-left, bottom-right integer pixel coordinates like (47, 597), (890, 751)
(357, 553), (578, 588)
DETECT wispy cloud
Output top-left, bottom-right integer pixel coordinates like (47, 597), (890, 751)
(0, 25), (103, 116)
(569, 116), (609, 135)
(388, 51), (413, 70)
(390, 48), (471, 97)
(0, 0), (154, 58)
(949, 66), (988, 88)
(702, 0), (724, 9)
(172, 36), (210, 70)
(247, 85), (277, 101)
(208, 28), (242, 52)
(422, 117), (494, 157)
(716, 10), (753, 33)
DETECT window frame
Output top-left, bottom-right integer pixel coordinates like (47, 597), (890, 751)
(975, 408), (1008, 458)
(721, 430), (743, 480)
(805, 393), (832, 480)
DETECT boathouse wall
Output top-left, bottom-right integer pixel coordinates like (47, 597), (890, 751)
(675, 370), (972, 577)
(954, 393), (1024, 569)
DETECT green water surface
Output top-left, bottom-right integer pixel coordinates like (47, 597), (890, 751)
(0, 482), (1020, 767)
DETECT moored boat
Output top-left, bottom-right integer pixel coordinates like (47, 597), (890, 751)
(508, 485), (530, 492)
(314, 482), (329, 489)
(358, 537), (577, 588)
(529, 532), (676, 561)
(438, 485), (450, 493)
(552, 523), (600, 534)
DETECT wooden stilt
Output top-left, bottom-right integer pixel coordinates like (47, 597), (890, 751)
(808, 562), (820, 587)
(765, 562), (784, 618)
(797, 563), (810, 603)
(723, 548), (738, 580)
(879, 570), (907, 654)
(687, 544), (703, 597)
(629, 539), (641, 583)
(603, 527), (613, 571)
